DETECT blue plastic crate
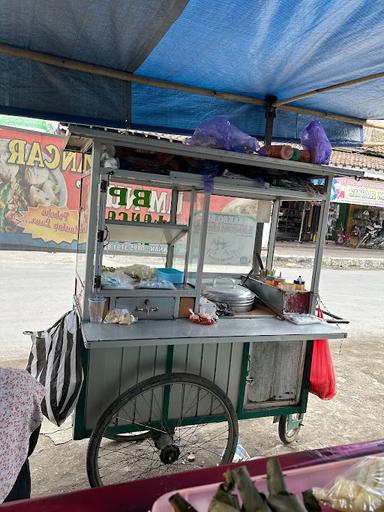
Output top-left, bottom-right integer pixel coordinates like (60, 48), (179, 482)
(156, 268), (184, 284)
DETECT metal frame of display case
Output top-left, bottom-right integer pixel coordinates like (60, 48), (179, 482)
(68, 127), (361, 446)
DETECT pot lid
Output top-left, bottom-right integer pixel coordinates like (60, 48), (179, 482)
(203, 278), (256, 302)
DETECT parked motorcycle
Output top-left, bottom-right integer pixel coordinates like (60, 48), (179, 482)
(355, 222), (384, 249)
(335, 228), (353, 246)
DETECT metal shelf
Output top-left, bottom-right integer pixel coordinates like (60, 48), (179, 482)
(67, 126), (364, 179)
(105, 219), (189, 244)
(100, 286), (196, 298)
(108, 169), (327, 202)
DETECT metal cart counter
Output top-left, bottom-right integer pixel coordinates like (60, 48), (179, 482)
(81, 316), (346, 348)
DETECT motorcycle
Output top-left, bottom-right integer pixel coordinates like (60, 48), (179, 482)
(335, 228), (353, 246)
(355, 222), (384, 249)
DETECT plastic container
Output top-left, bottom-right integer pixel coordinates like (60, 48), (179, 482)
(233, 443), (251, 462)
(268, 145), (294, 160)
(199, 297), (217, 316)
(294, 275), (306, 291)
(88, 296), (107, 323)
(300, 149), (312, 162)
(156, 268), (184, 284)
(290, 148), (301, 161)
(151, 457), (365, 512)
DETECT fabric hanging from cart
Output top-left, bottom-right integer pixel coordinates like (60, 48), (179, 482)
(26, 310), (84, 427)
(0, 1), (383, 143)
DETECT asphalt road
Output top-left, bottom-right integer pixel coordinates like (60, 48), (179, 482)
(0, 251), (383, 362)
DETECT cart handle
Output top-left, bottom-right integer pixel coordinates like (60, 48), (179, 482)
(322, 310), (350, 324)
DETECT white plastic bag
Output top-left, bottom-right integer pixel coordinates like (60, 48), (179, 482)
(313, 456), (384, 511)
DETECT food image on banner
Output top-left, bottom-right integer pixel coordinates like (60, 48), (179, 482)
(0, 126), (89, 250)
(0, 127), (271, 255)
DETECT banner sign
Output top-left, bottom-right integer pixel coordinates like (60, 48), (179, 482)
(332, 177), (384, 208)
(0, 126), (268, 254)
(0, 127), (91, 250)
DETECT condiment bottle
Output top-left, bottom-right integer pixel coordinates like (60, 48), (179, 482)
(269, 145), (294, 160)
(294, 275), (305, 291)
(290, 148), (301, 161)
(300, 149), (311, 163)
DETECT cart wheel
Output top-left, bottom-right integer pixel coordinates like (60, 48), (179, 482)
(278, 414), (304, 445)
(87, 373), (238, 487)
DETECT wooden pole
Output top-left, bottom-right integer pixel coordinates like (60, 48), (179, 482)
(275, 70), (384, 107)
(0, 42), (383, 130)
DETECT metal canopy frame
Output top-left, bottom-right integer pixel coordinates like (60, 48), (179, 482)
(0, 43), (383, 130)
(275, 70), (384, 107)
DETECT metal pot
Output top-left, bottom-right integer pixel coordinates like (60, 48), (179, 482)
(202, 278), (256, 313)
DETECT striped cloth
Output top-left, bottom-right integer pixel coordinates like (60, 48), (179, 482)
(26, 310), (84, 427)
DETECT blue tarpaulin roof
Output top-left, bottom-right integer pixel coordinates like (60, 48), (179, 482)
(0, 0), (383, 144)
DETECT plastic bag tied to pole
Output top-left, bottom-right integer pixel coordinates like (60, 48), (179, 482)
(309, 309), (337, 400)
(300, 120), (332, 165)
(185, 117), (260, 154)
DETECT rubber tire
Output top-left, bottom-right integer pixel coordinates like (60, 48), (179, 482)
(278, 414), (304, 445)
(104, 432), (150, 443)
(87, 372), (239, 487)
(356, 234), (369, 249)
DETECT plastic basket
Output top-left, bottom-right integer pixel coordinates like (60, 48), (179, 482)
(156, 268), (184, 284)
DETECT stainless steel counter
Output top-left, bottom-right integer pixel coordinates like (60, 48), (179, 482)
(81, 316), (346, 349)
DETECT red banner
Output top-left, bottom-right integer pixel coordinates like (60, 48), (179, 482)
(0, 127), (90, 246)
(0, 126), (263, 252)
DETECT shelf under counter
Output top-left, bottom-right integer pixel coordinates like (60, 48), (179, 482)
(105, 219), (188, 244)
(81, 316), (347, 349)
(101, 283), (196, 297)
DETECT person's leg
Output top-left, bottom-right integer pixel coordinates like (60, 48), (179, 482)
(3, 426), (40, 503)
(3, 461), (31, 503)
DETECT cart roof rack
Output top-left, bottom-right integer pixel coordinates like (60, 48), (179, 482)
(67, 125), (364, 180)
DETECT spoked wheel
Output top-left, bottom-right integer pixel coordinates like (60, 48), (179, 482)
(278, 414), (304, 445)
(87, 373), (238, 487)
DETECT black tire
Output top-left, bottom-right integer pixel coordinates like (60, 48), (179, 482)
(87, 373), (238, 487)
(104, 431), (150, 443)
(278, 414), (304, 445)
(356, 234), (369, 249)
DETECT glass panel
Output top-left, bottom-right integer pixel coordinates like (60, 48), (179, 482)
(75, 174), (91, 284)
(202, 196), (272, 275)
(101, 180), (192, 289)
(186, 192), (205, 286)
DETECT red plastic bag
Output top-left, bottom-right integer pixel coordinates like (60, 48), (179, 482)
(309, 310), (337, 400)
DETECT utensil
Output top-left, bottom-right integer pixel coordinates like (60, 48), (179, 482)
(256, 252), (264, 271)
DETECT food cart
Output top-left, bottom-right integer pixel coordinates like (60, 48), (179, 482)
(67, 126), (361, 488)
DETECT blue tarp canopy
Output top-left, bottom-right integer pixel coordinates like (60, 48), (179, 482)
(0, 0), (383, 144)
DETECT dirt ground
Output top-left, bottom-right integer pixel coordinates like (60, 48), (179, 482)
(4, 337), (374, 497)
(1, 249), (383, 499)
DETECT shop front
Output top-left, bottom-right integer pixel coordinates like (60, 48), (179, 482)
(277, 176), (384, 246)
(331, 176), (384, 246)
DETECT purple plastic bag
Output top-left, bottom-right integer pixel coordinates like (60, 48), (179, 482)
(300, 120), (332, 165)
(185, 117), (259, 154)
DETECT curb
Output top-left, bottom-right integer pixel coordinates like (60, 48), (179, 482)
(274, 255), (384, 270)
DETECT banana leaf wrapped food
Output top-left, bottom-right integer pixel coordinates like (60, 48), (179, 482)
(169, 458), (307, 512)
